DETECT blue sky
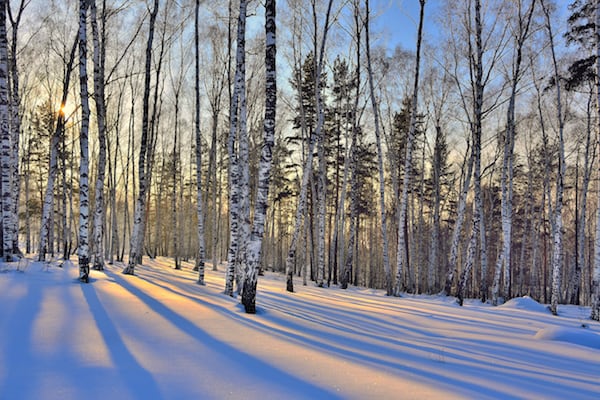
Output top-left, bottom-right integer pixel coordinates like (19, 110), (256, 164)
(371, 0), (440, 51)
(371, 0), (570, 51)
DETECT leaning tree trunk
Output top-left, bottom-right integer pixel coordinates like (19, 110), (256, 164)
(77, 0), (91, 282)
(90, 0), (107, 271)
(364, 0), (393, 295)
(240, 0), (276, 313)
(123, 0), (159, 275)
(393, 0), (425, 296)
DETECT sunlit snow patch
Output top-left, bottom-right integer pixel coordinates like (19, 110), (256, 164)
(534, 327), (600, 350)
(498, 296), (549, 313)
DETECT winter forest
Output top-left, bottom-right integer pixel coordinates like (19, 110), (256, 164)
(1, 0), (600, 318)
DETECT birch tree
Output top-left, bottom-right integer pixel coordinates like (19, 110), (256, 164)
(195, 0), (206, 284)
(224, 0), (248, 297)
(454, 0), (507, 304)
(123, 0), (159, 275)
(592, 0), (600, 321)
(0, 0), (14, 261)
(241, 0), (276, 313)
(78, 0), (91, 282)
(492, 0), (536, 305)
(285, 0), (334, 293)
(90, 0), (107, 271)
(393, 0), (425, 296)
(7, 0), (26, 256)
(540, 0), (566, 316)
(363, 0), (393, 295)
(38, 36), (78, 263)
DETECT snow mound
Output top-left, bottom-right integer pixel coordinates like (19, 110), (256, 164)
(534, 327), (600, 350)
(498, 296), (548, 312)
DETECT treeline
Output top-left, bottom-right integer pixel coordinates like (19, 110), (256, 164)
(1, 0), (600, 318)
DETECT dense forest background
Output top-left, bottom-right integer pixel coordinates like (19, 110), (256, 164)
(1, 0), (600, 317)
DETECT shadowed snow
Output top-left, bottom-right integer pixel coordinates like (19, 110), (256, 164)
(1, 258), (599, 400)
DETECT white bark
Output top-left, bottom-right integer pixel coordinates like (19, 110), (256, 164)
(0, 0), (13, 261)
(7, 1), (24, 256)
(364, 0), (393, 295)
(591, 0), (600, 321)
(195, 0), (206, 284)
(90, 0), (107, 271)
(444, 147), (473, 296)
(78, 0), (91, 282)
(241, 0), (276, 313)
(225, 0), (248, 296)
(38, 36), (78, 262)
(393, 0), (425, 296)
(123, 0), (159, 275)
(285, 0), (334, 293)
(541, 0), (565, 316)
(492, 0), (536, 305)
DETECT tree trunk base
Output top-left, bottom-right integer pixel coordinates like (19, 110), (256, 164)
(122, 265), (135, 275)
(242, 283), (256, 314)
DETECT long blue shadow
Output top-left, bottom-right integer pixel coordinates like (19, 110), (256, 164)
(131, 269), (600, 400)
(81, 283), (163, 399)
(0, 277), (44, 399)
(108, 270), (343, 399)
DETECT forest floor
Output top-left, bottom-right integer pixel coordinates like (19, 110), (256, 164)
(1, 257), (599, 399)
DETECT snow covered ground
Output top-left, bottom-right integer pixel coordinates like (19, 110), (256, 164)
(1, 258), (599, 400)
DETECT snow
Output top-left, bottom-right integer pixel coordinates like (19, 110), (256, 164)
(498, 296), (550, 313)
(1, 259), (600, 400)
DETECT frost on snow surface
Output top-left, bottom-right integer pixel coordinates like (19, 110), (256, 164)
(1, 259), (599, 400)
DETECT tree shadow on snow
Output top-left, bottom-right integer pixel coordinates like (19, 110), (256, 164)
(81, 283), (163, 399)
(108, 269), (344, 400)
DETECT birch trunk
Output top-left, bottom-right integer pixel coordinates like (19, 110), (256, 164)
(172, 87), (180, 270)
(492, 0), (535, 305)
(341, 145), (358, 289)
(7, 1), (24, 256)
(473, 0), (489, 303)
(90, 0), (107, 271)
(285, 0), (334, 293)
(574, 91), (594, 304)
(123, 0), (159, 275)
(394, 0), (425, 296)
(542, 0), (566, 316)
(444, 146), (474, 296)
(428, 124), (443, 293)
(364, 0), (393, 295)
(224, 0), (247, 296)
(241, 0), (276, 313)
(78, 0), (91, 282)
(316, 122), (326, 287)
(0, 0), (13, 261)
(591, 0), (600, 321)
(195, 0), (206, 284)
(38, 35), (77, 262)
